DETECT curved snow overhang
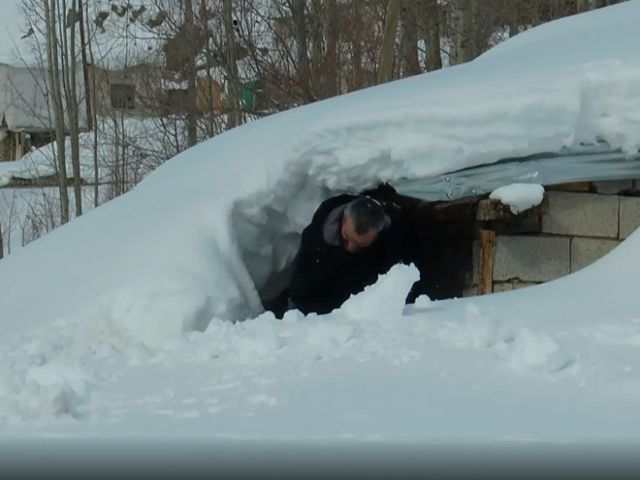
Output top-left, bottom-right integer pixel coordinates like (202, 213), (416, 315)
(396, 145), (640, 201)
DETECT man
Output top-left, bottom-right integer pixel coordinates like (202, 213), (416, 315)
(288, 191), (413, 315)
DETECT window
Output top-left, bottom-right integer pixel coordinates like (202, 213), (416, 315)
(164, 88), (189, 113)
(110, 83), (136, 110)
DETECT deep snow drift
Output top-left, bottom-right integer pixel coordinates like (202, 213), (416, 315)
(1, 2), (640, 446)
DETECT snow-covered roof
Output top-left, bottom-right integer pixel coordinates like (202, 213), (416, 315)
(0, 0), (26, 66)
(1, 2), (640, 448)
(0, 63), (88, 131)
(0, 64), (52, 130)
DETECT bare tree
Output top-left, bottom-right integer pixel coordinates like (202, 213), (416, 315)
(290, 0), (312, 101)
(324, 0), (339, 97)
(184, 0), (199, 146)
(378, 0), (401, 84)
(61, 0), (83, 217)
(351, 1), (364, 89)
(423, 0), (443, 71)
(400, 0), (421, 77)
(44, 0), (70, 224)
(223, 0), (242, 128)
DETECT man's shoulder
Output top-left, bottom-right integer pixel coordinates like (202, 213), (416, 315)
(312, 194), (357, 222)
(318, 194), (357, 210)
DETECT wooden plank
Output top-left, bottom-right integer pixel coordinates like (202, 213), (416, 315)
(0, 175), (87, 189)
(479, 229), (496, 295)
(476, 199), (512, 221)
(547, 181), (590, 192)
(476, 196), (548, 221)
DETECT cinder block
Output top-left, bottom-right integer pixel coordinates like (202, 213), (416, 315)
(592, 180), (633, 195)
(493, 282), (514, 293)
(494, 236), (570, 282)
(513, 281), (537, 291)
(570, 237), (620, 272)
(619, 196), (640, 239)
(542, 192), (619, 238)
(463, 286), (479, 297)
(493, 282), (537, 293)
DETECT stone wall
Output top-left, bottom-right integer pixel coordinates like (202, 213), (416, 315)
(466, 180), (640, 296)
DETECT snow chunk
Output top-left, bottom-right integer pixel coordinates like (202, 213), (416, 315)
(339, 264), (420, 321)
(505, 328), (569, 373)
(489, 183), (545, 214)
(20, 362), (93, 420)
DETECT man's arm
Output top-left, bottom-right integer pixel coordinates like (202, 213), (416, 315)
(288, 195), (357, 315)
(288, 225), (343, 314)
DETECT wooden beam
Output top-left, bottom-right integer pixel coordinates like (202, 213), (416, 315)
(479, 229), (495, 295)
(547, 181), (590, 192)
(476, 196), (548, 221)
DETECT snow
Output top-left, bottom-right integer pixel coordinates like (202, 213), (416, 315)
(0, 116), (180, 256)
(489, 183), (545, 214)
(0, 0), (25, 65)
(1, 1), (640, 464)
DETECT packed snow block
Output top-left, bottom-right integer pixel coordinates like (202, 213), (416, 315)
(592, 180), (633, 195)
(542, 192), (619, 238)
(619, 196), (640, 239)
(570, 237), (620, 272)
(493, 236), (570, 282)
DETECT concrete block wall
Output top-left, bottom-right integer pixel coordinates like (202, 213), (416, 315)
(465, 181), (640, 297)
(541, 192), (619, 238)
(493, 236), (570, 282)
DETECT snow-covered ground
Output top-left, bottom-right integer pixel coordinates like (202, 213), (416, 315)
(1, 2), (640, 475)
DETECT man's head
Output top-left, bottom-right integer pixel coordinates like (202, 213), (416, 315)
(341, 196), (390, 253)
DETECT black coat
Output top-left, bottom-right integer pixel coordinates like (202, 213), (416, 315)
(288, 194), (413, 315)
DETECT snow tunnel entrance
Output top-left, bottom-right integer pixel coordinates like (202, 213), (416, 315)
(232, 182), (490, 318)
(231, 178), (563, 318)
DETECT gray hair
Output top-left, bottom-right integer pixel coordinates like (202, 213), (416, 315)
(344, 196), (391, 235)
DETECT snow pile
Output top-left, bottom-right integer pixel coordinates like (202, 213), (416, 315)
(0, 3), (640, 443)
(489, 183), (545, 214)
(0, 264), (576, 426)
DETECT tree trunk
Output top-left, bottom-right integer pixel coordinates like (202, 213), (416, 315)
(453, 0), (476, 65)
(378, 0), (401, 84)
(184, 0), (198, 147)
(291, 0), (312, 101)
(351, 1), (363, 89)
(324, 0), (339, 97)
(223, 0), (241, 129)
(576, 0), (595, 12)
(65, 0), (83, 217)
(310, 0), (324, 97)
(400, 0), (420, 77)
(77, 0), (92, 131)
(84, 0), (99, 207)
(45, 0), (69, 224)
(0, 221), (4, 260)
(425, 0), (443, 71)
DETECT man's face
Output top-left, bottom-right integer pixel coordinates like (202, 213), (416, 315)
(340, 216), (379, 253)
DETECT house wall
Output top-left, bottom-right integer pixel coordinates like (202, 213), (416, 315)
(0, 134), (12, 161)
(465, 180), (640, 296)
(89, 65), (224, 118)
